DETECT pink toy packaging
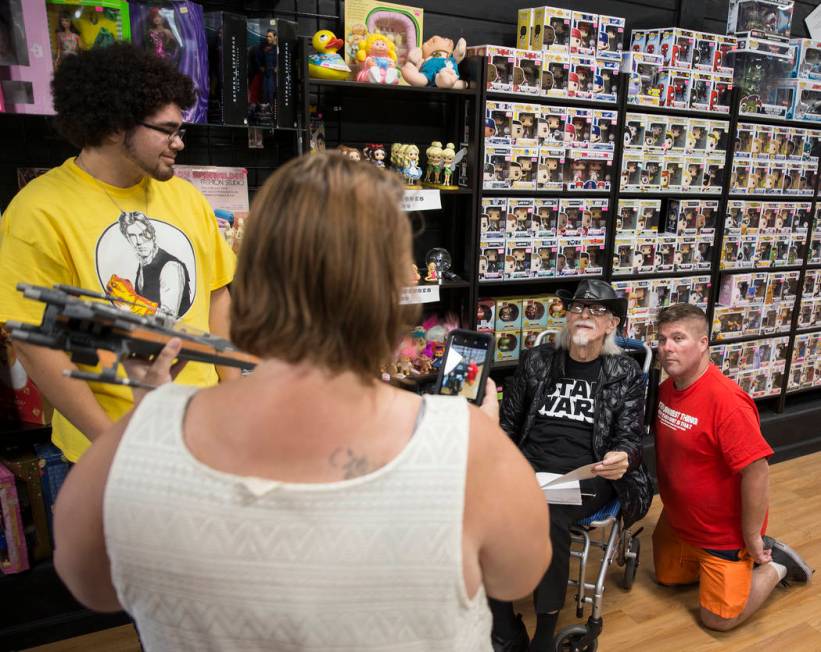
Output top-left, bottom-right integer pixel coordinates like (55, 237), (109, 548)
(1, 0), (55, 115)
(0, 463), (29, 574)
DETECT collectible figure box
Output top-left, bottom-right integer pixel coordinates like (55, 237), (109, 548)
(537, 7), (573, 53)
(639, 200), (661, 234)
(485, 100), (513, 144)
(592, 109), (618, 150)
(540, 105), (567, 145)
(47, 1), (131, 68)
(616, 199), (639, 232)
(505, 240), (535, 279)
(558, 198), (584, 236)
(496, 299), (523, 332)
(512, 103), (541, 146)
(541, 51), (570, 97)
(660, 28), (696, 69)
(495, 331), (520, 362)
(585, 198), (609, 236)
(693, 33), (717, 71)
(481, 197), (507, 239)
(0, 463), (29, 574)
(623, 114), (646, 150)
(623, 52), (663, 106)
(468, 45), (516, 93)
(568, 55), (595, 99)
(620, 153), (642, 191)
(510, 146), (539, 190)
(130, 1), (208, 124)
(558, 237), (582, 275)
(476, 298), (496, 332)
(571, 12), (598, 57)
(534, 198), (559, 238)
(533, 240), (557, 277)
(565, 107), (592, 147)
(538, 147), (565, 191)
(727, 0), (793, 41)
(712, 73), (734, 113)
(517, 8), (534, 50)
(635, 236), (656, 273)
(663, 155), (684, 191)
(514, 50), (542, 95)
(479, 240), (505, 281)
(658, 68), (691, 109)
(343, 0), (422, 75)
(245, 18), (287, 127)
(1, 448), (52, 561)
(716, 34), (737, 74)
(785, 80), (821, 122)
(613, 236), (636, 275)
(483, 145), (511, 190)
(1, 1), (54, 115)
(205, 11), (248, 125)
(597, 15), (625, 61)
(789, 39), (821, 80)
(581, 238), (605, 274)
(523, 297), (550, 329)
(689, 71), (713, 111)
(507, 198), (535, 238)
(595, 58), (620, 103)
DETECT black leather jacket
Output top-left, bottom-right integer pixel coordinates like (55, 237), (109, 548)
(500, 344), (653, 528)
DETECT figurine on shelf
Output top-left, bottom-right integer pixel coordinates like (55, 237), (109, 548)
(337, 145), (363, 161)
(426, 247), (457, 281)
(363, 143), (387, 168)
(440, 143), (460, 189)
(355, 32), (399, 84)
(401, 36), (467, 89)
(425, 261), (439, 283)
(424, 141), (444, 184)
(308, 30), (351, 80)
(411, 263), (421, 283)
(401, 144), (423, 187)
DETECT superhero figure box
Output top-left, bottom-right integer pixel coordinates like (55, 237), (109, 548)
(205, 11), (247, 125)
(0, 0), (54, 115)
(130, 1), (208, 124)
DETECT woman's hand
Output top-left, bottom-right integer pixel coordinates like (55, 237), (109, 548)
(593, 450), (629, 481)
(478, 378), (499, 423)
(123, 338), (186, 406)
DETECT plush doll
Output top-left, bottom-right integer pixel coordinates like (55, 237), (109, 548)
(355, 32), (399, 84)
(402, 36), (467, 89)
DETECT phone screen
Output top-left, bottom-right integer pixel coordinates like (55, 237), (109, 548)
(438, 333), (491, 403)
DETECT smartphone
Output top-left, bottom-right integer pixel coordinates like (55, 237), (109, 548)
(434, 329), (494, 404)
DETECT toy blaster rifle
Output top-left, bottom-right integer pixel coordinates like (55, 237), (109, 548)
(6, 284), (258, 389)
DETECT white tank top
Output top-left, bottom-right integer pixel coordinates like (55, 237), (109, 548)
(103, 384), (492, 651)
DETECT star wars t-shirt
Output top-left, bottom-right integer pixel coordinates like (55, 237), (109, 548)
(0, 158), (236, 461)
(522, 357), (601, 474)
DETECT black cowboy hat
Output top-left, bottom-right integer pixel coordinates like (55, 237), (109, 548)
(557, 279), (628, 327)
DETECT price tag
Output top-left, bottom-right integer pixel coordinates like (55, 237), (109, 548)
(400, 285), (440, 305)
(401, 189), (441, 212)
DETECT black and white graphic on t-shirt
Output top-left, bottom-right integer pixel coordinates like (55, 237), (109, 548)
(95, 211), (196, 320)
(537, 378), (596, 423)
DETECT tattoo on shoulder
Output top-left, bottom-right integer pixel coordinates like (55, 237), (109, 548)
(329, 447), (370, 479)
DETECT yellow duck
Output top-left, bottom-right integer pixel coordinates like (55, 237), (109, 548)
(308, 30), (351, 80)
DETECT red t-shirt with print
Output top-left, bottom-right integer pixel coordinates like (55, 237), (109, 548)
(656, 364), (773, 550)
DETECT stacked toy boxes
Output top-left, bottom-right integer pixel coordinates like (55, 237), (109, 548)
(479, 197), (608, 280)
(721, 201), (812, 269)
(621, 112), (729, 194)
(788, 332), (821, 391)
(731, 123), (820, 196)
(626, 28), (735, 111)
(484, 102), (616, 191)
(797, 269), (821, 330)
(476, 295), (567, 362)
(710, 336), (789, 397)
(613, 199), (717, 275)
(713, 271), (800, 339)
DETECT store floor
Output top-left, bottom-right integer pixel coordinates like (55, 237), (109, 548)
(25, 451), (821, 652)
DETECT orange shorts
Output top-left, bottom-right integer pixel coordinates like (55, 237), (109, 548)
(652, 510), (754, 619)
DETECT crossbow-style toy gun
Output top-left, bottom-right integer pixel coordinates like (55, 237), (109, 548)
(6, 284), (258, 389)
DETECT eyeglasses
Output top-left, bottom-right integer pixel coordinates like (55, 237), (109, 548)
(139, 122), (186, 143)
(569, 302), (611, 317)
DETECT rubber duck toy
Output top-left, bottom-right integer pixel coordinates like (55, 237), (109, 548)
(308, 30), (351, 81)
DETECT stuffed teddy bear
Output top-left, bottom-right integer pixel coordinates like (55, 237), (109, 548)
(402, 36), (467, 88)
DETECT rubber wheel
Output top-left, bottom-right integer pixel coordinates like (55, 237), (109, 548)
(620, 537), (640, 590)
(554, 624), (599, 652)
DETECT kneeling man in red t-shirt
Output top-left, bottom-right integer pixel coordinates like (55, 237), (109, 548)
(653, 303), (813, 631)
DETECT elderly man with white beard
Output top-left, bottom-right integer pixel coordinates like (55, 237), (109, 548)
(483, 279), (653, 652)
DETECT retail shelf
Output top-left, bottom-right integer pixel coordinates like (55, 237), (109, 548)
(491, 359), (520, 371)
(612, 269), (713, 281)
(624, 104), (731, 121)
(719, 266), (804, 274)
(478, 276), (602, 287)
(785, 385), (821, 397)
(310, 78), (479, 97)
(617, 192), (723, 199)
(736, 114), (821, 130)
(795, 325), (821, 334)
(424, 279), (472, 289)
(728, 194), (816, 201)
(486, 91), (617, 109)
(481, 189), (611, 198)
(710, 331), (792, 346)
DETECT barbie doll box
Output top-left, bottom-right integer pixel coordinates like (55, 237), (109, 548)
(0, 0), (54, 115)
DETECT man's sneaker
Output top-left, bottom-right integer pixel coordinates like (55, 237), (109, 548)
(763, 535), (814, 584)
(491, 613), (529, 652)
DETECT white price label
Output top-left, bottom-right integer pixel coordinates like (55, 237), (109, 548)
(401, 189), (442, 212)
(400, 285), (441, 305)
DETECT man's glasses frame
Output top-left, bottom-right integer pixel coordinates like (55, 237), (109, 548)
(568, 302), (611, 317)
(139, 122), (186, 143)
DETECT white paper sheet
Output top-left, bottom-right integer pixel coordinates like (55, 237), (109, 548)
(535, 462), (599, 505)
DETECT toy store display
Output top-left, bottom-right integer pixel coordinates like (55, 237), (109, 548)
(0, 448), (53, 562)
(423, 247), (459, 283)
(0, 0), (54, 115)
(46, 0), (131, 68)
(612, 199), (717, 275)
(627, 28), (735, 112)
(726, 0), (793, 43)
(245, 18), (279, 126)
(402, 35), (467, 89)
(308, 29), (351, 80)
(713, 270), (800, 340)
(0, 462), (29, 574)
(383, 313), (459, 380)
(797, 268), (821, 330)
(130, 1), (207, 124)
(484, 103), (616, 191)
(612, 275), (711, 345)
(467, 43), (620, 103)
(721, 200), (811, 269)
(479, 197), (608, 281)
(711, 335), (789, 398)
(621, 113), (729, 194)
(343, 0), (423, 83)
(810, 213), (821, 264)
(731, 122), (820, 196)
(205, 11), (247, 125)
(476, 295), (567, 362)
(788, 331), (821, 391)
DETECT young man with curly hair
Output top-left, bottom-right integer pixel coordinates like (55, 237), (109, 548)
(0, 44), (236, 463)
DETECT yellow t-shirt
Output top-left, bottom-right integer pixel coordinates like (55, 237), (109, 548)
(0, 158), (236, 461)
